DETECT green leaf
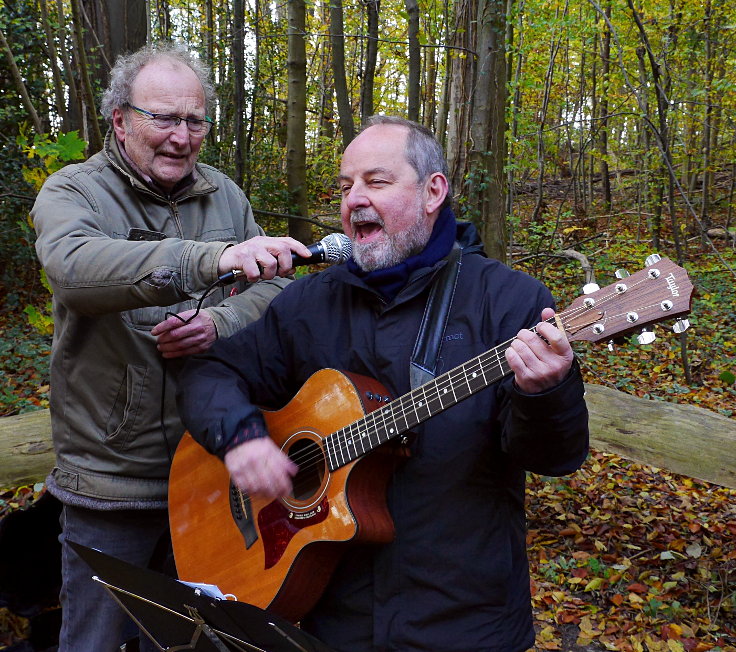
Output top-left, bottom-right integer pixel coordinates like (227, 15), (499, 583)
(55, 131), (87, 162)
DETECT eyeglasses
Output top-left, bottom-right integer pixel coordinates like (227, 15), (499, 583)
(128, 104), (215, 135)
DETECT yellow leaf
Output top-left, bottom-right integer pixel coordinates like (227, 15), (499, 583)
(585, 577), (604, 591)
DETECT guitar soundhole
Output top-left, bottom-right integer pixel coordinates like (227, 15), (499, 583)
(288, 438), (326, 502)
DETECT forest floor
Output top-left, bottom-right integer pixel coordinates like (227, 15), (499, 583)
(0, 235), (735, 651)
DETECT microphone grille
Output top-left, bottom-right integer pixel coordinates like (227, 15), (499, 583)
(321, 233), (353, 263)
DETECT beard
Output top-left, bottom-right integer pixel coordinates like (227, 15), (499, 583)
(350, 206), (433, 272)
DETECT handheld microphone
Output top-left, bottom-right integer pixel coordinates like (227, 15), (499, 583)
(217, 233), (353, 285)
(291, 232), (353, 266)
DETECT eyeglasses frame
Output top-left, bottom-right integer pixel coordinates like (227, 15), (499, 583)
(127, 103), (215, 135)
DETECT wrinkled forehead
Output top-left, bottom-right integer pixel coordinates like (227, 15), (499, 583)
(131, 58), (204, 104)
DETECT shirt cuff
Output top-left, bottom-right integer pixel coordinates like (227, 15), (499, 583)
(223, 418), (269, 455)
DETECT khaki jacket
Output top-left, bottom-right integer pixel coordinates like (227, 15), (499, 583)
(32, 131), (289, 503)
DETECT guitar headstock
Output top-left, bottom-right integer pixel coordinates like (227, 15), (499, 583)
(558, 257), (694, 344)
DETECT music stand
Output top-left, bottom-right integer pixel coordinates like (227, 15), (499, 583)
(69, 541), (335, 652)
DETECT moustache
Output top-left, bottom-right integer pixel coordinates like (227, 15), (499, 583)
(350, 208), (384, 228)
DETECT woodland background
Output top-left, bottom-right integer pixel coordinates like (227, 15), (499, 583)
(0, 0), (735, 650)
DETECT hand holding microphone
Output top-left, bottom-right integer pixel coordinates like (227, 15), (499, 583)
(217, 233), (352, 284)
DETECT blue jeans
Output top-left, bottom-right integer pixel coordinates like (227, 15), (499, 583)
(58, 504), (170, 652)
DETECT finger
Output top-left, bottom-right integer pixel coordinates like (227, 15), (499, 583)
(535, 321), (571, 355)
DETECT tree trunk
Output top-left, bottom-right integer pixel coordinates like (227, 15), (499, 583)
(360, 0), (379, 123)
(598, 1), (612, 214)
(38, 0), (69, 131)
(405, 0), (421, 122)
(445, 0), (475, 202)
(466, 0), (508, 262)
(70, 0), (104, 153)
(233, 0), (246, 186)
(245, 0), (261, 193)
(329, 0), (355, 147)
(0, 28), (44, 134)
(55, 0), (83, 134)
(286, 0), (311, 244)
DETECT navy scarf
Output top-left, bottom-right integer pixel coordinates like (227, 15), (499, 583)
(346, 206), (457, 301)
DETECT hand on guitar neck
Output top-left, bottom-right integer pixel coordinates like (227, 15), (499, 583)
(224, 435), (298, 499)
(506, 307), (576, 394)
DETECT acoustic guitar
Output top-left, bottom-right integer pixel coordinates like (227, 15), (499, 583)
(169, 256), (693, 623)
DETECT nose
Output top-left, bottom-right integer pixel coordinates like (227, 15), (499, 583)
(168, 121), (191, 146)
(344, 182), (370, 211)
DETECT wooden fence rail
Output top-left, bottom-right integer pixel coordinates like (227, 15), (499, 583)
(1, 383), (735, 490)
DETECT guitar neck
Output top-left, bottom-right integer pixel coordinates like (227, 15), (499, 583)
(325, 342), (513, 471)
(325, 256), (693, 472)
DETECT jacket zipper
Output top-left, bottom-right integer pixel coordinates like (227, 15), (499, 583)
(170, 202), (183, 237)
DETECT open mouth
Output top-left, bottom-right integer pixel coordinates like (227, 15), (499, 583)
(353, 221), (383, 242)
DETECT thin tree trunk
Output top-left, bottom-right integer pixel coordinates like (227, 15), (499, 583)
(56, 0), (82, 133)
(360, 0), (379, 123)
(329, 0), (355, 147)
(699, 0), (713, 240)
(599, 1), (612, 214)
(245, 0), (261, 192)
(318, 0), (335, 141)
(507, 0), (524, 223)
(531, 3), (566, 225)
(286, 0), (311, 243)
(70, 0), (104, 153)
(233, 0), (246, 186)
(405, 0), (420, 122)
(435, 0), (452, 148)
(0, 28), (44, 134)
(39, 0), (69, 131)
(423, 37), (437, 129)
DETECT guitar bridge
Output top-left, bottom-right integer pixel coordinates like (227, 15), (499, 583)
(229, 484), (258, 549)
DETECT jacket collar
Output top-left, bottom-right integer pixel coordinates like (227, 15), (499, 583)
(327, 254), (449, 309)
(103, 129), (218, 201)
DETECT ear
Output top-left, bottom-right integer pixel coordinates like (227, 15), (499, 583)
(112, 107), (127, 143)
(424, 172), (449, 215)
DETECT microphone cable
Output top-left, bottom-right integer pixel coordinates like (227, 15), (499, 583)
(159, 272), (241, 463)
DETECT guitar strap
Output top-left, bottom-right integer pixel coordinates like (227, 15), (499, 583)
(410, 243), (462, 390)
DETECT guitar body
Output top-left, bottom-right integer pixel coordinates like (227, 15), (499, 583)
(169, 368), (398, 623)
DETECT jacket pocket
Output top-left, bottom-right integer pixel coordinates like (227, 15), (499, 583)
(105, 363), (148, 451)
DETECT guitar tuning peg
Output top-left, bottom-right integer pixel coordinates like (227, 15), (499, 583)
(607, 340), (615, 352)
(673, 319), (690, 334)
(582, 283), (600, 295)
(615, 268), (630, 279)
(637, 328), (656, 345)
(645, 253), (662, 266)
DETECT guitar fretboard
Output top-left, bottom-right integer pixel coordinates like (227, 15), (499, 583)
(324, 342), (513, 471)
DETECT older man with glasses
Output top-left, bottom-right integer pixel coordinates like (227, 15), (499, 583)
(31, 42), (311, 652)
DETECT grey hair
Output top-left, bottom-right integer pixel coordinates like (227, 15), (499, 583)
(362, 115), (452, 207)
(100, 42), (215, 121)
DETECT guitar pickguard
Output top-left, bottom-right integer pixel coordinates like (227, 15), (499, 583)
(258, 496), (329, 569)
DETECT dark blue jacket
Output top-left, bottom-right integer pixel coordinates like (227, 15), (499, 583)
(178, 248), (589, 652)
